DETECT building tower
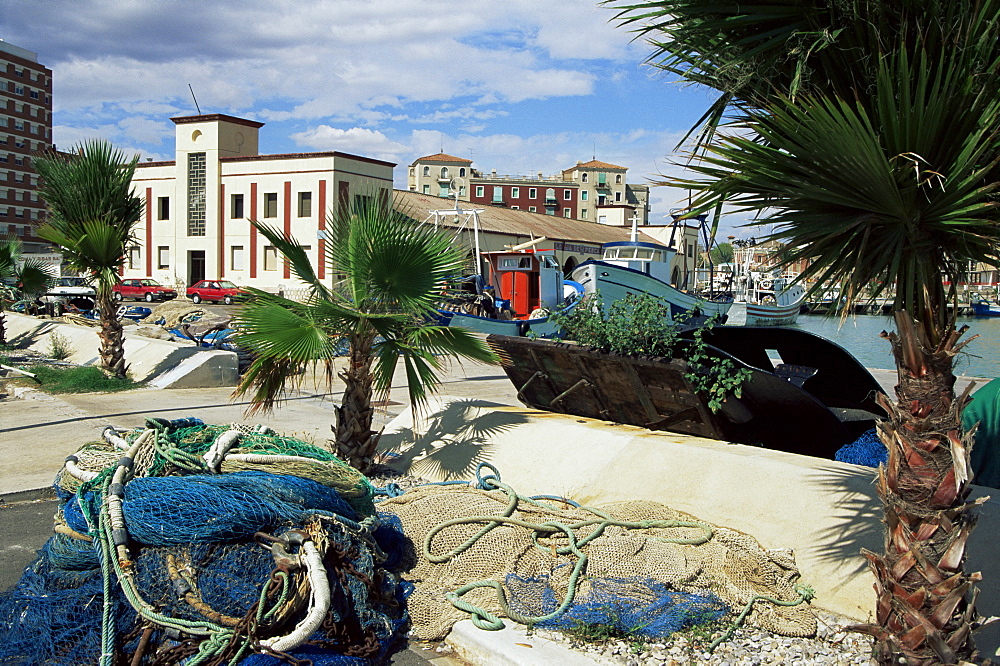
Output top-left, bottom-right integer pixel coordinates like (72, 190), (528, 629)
(0, 39), (53, 252)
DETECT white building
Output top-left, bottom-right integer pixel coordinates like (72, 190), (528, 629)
(127, 114), (394, 292)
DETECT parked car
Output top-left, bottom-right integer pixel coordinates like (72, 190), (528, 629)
(46, 276), (96, 298)
(186, 279), (248, 305)
(113, 278), (178, 302)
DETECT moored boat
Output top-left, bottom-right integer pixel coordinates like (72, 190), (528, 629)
(570, 240), (733, 323)
(743, 277), (806, 326)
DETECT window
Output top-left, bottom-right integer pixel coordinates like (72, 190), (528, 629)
(231, 246), (245, 271)
(263, 192), (278, 218)
(492, 186), (503, 203)
(545, 188), (555, 202)
(528, 188), (537, 199)
(581, 173), (588, 182)
(687, 244), (694, 258)
(231, 193), (244, 218)
(29, 90), (38, 100)
(598, 215), (607, 224)
(263, 245), (278, 271)
(187, 152), (206, 236)
(616, 174), (622, 184)
(511, 206), (519, 210)
(128, 247), (140, 269)
(422, 184), (430, 194)
(564, 189), (572, 200)
(511, 187), (519, 198)
(157, 246), (170, 269)
(14, 86), (23, 95)
(441, 167), (449, 178)
(615, 191), (622, 202)
(157, 196), (169, 220)
(14, 121), (23, 131)
(475, 186), (484, 197)
(529, 206), (536, 213)
(297, 191), (312, 217)
(581, 208), (588, 219)
(459, 168), (466, 177)
(422, 166), (430, 176)
(581, 191), (588, 201)
(564, 208), (572, 217)
(0, 82), (5, 91)
(14, 69), (23, 77)
(459, 185), (466, 197)
(13, 157), (22, 165)
(439, 184), (449, 197)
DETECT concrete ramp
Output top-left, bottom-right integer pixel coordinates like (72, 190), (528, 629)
(4, 312), (238, 388)
(379, 395), (1000, 658)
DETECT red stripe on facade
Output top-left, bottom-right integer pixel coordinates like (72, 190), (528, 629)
(144, 188), (152, 276)
(283, 181), (291, 280)
(219, 183), (226, 278)
(250, 182), (258, 279)
(317, 180), (326, 280)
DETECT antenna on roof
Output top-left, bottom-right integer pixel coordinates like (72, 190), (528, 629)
(188, 84), (202, 115)
(593, 142), (596, 161)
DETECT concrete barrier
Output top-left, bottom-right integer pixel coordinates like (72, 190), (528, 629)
(380, 396), (1000, 657)
(3, 312), (238, 388)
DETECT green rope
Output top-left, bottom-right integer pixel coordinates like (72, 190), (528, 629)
(708, 583), (816, 653)
(424, 478), (714, 630)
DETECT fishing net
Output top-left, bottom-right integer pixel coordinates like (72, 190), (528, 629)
(378, 482), (816, 641)
(0, 418), (409, 665)
(835, 428), (888, 468)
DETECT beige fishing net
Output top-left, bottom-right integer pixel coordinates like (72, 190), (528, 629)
(379, 484), (817, 641)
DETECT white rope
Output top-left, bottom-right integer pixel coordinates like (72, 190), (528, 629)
(223, 453), (330, 465)
(64, 458), (100, 482)
(203, 429), (242, 472)
(102, 426), (129, 450)
(259, 541), (331, 652)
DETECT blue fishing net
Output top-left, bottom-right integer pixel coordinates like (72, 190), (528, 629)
(0, 452), (410, 664)
(835, 428), (887, 468)
(505, 574), (728, 639)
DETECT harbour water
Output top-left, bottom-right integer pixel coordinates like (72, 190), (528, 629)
(790, 313), (1000, 378)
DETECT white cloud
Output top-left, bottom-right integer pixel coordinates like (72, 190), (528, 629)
(289, 126), (410, 162)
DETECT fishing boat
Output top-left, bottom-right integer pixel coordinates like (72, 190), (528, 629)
(435, 246), (583, 337)
(744, 276), (805, 326)
(570, 239), (733, 322)
(969, 293), (1000, 316)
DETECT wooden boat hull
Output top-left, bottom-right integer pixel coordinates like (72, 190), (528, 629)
(488, 326), (885, 458)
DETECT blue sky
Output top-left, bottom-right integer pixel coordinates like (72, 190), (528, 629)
(1, 0), (750, 237)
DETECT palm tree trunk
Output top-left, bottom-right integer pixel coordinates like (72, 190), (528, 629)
(856, 311), (984, 665)
(0, 310), (7, 346)
(96, 290), (127, 378)
(333, 332), (381, 471)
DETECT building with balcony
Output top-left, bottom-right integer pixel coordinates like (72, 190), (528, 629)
(407, 153), (475, 198)
(467, 170), (579, 219)
(0, 39), (53, 252)
(127, 114), (394, 292)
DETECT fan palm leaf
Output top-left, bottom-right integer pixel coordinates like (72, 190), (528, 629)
(0, 236), (54, 344)
(34, 140), (142, 377)
(233, 193), (497, 470)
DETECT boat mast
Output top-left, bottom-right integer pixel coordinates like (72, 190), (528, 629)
(424, 182), (485, 274)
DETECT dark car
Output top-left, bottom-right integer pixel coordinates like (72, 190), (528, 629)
(113, 278), (178, 302)
(186, 279), (248, 305)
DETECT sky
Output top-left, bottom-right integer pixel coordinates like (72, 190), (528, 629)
(1, 0), (753, 238)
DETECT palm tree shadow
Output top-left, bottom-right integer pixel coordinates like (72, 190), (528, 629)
(807, 464), (882, 576)
(378, 398), (530, 481)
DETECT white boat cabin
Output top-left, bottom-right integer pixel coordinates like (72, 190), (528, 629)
(600, 241), (675, 284)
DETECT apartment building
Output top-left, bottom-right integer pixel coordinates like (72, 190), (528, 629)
(0, 39), (53, 251)
(408, 153), (649, 225)
(127, 114), (394, 292)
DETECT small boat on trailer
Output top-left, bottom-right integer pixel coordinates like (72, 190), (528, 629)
(570, 240), (733, 323)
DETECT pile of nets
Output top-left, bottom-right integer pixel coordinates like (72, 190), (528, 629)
(0, 417), (410, 665)
(835, 428), (888, 468)
(376, 467), (816, 642)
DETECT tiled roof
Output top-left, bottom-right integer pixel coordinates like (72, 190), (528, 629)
(411, 153), (473, 165)
(394, 189), (654, 246)
(566, 159), (627, 171)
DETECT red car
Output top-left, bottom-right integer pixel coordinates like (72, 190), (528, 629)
(113, 279), (178, 302)
(186, 280), (248, 305)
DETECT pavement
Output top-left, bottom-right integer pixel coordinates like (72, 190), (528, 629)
(0, 352), (984, 664)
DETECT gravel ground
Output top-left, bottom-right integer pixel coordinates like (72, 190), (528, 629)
(369, 470), (876, 666)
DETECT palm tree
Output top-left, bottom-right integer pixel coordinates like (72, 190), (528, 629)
(0, 235), (53, 345)
(608, 1), (1000, 663)
(33, 140), (143, 378)
(232, 193), (497, 472)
